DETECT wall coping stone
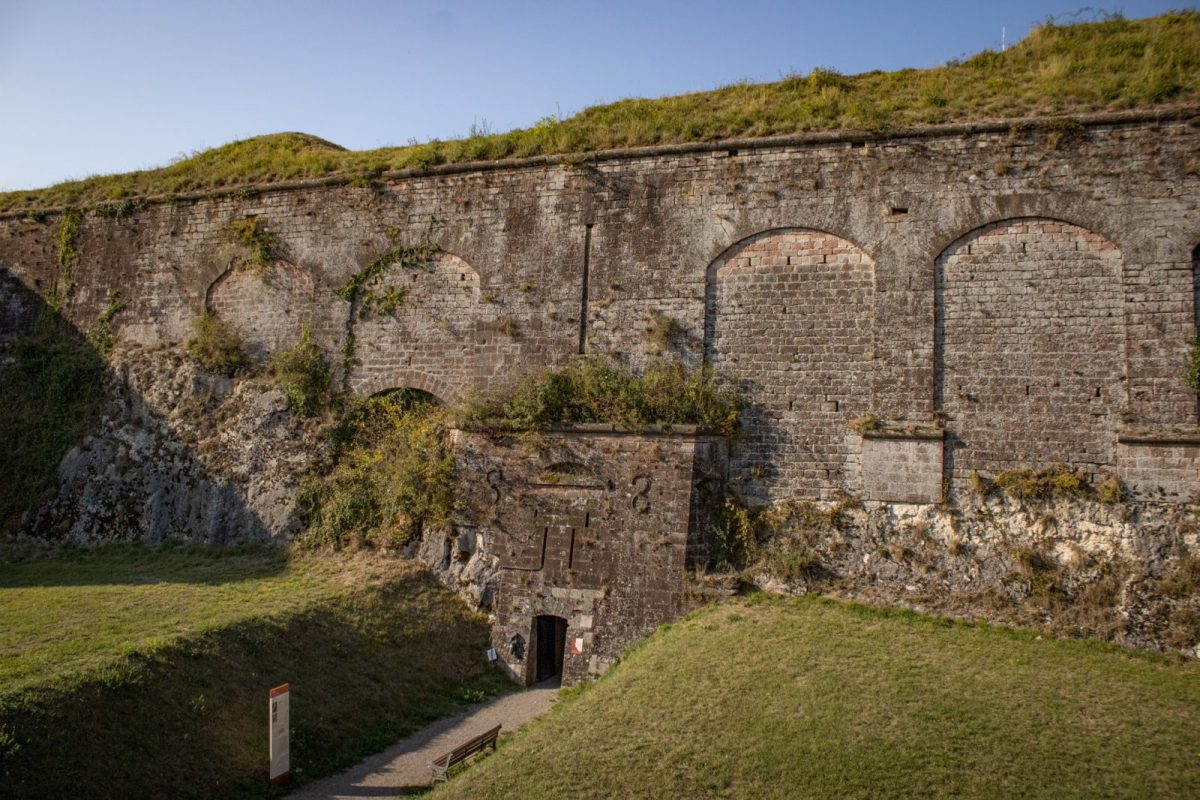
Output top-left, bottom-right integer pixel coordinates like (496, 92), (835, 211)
(1118, 431), (1200, 446)
(862, 426), (945, 441)
(450, 422), (725, 440)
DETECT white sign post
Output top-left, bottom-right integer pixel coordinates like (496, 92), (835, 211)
(269, 683), (290, 785)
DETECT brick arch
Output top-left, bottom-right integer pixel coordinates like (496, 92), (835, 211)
(924, 196), (1141, 264)
(350, 250), (480, 407)
(207, 260), (318, 362)
(934, 217), (1125, 488)
(704, 228), (876, 501)
(350, 370), (456, 406)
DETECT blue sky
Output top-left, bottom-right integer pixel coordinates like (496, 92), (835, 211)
(0, 0), (1192, 191)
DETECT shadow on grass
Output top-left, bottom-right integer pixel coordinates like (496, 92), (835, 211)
(0, 541), (289, 588)
(0, 569), (513, 800)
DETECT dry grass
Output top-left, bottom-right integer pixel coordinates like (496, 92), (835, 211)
(1, 12), (1197, 213)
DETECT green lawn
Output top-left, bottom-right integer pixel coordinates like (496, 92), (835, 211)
(0, 545), (511, 799)
(437, 595), (1200, 800)
(0, 11), (1196, 213)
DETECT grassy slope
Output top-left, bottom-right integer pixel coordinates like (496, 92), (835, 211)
(437, 595), (1200, 800)
(1, 12), (1197, 213)
(0, 546), (511, 799)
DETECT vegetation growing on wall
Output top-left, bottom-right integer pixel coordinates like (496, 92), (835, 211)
(0, 312), (109, 535)
(186, 312), (247, 376)
(1187, 330), (1200, 394)
(297, 390), (452, 550)
(48, 209), (81, 310)
(336, 219), (442, 319)
(271, 325), (330, 416)
(970, 464), (1125, 504)
(459, 356), (741, 435)
(84, 291), (122, 357)
(711, 493), (850, 570)
(229, 215), (278, 273)
(2, 12), (1197, 212)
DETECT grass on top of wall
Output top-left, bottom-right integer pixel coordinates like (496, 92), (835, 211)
(0, 545), (511, 799)
(457, 356), (741, 436)
(434, 594), (1200, 800)
(1, 11), (1197, 213)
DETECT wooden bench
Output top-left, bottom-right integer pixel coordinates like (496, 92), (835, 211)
(428, 724), (501, 783)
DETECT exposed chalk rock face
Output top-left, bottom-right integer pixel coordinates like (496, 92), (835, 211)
(747, 494), (1200, 658)
(30, 344), (327, 544)
(414, 524), (500, 613)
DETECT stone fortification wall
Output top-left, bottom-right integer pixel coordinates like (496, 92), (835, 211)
(3, 112), (1200, 663)
(3, 110), (1197, 509)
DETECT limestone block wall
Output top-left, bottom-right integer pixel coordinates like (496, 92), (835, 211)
(935, 220), (1126, 490)
(708, 229), (875, 501)
(1, 109), (1199, 525)
(209, 261), (318, 361)
(452, 427), (726, 685)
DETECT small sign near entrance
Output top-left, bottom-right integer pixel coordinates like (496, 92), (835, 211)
(269, 683), (290, 785)
(572, 636), (584, 655)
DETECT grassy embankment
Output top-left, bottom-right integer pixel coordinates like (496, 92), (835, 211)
(437, 594), (1200, 800)
(0, 545), (510, 800)
(1, 12), (1197, 213)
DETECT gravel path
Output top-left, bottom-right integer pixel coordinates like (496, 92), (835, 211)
(287, 681), (558, 798)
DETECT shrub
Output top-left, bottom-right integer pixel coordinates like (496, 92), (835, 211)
(298, 391), (451, 549)
(995, 464), (1086, 501)
(186, 313), (247, 376)
(271, 326), (330, 417)
(1186, 330), (1200, 394)
(230, 216), (277, 272)
(459, 356), (740, 436)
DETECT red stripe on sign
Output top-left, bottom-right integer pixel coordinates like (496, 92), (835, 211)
(269, 683), (289, 698)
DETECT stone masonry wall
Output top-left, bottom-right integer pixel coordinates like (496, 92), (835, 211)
(1, 112), (1199, 554)
(708, 229), (875, 502)
(935, 220), (1126, 492)
(450, 427), (726, 685)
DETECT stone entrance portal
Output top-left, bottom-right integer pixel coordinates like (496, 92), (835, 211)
(452, 425), (727, 685)
(533, 615), (567, 684)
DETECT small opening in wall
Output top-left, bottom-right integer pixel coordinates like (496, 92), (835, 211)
(851, 141), (866, 148)
(1026, 385), (1030, 396)
(1095, 387), (1101, 397)
(788, 400), (794, 411)
(890, 207), (908, 216)
(533, 615), (567, 685)
(584, 512), (590, 528)
(727, 149), (739, 157)
(460, 273), (465, 281)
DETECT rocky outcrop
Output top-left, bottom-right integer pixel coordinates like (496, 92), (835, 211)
(30, 343), (327, 544)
